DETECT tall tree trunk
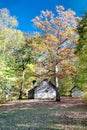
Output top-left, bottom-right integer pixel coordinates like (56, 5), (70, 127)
(55, 65), (60, 101)
(19, 70), (25, 99)
(55, 65), (59, 88)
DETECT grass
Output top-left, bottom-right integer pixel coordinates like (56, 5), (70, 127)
(0, 97), (87, 130)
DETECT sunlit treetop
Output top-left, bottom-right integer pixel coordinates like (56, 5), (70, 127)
(0, 8), (18, 29)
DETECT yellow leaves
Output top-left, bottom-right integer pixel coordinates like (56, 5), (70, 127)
(43, 34), (59, 43)
(56, 55), (64, 61)
(30, 34), (59, 56)
(26, 64), (35, 71)
(28, 32), (77, 79)
(66, 28), (74, 36)
(0, 28), (25, 47)
(25, 63), (37, 78)
(31, 41), (44, 54)
(57, 47), (75, 60)
(30, 5), (80, 79)
(59, 61), (77, 77)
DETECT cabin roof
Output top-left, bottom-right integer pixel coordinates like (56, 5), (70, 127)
(28, 79), (57, 92)
(70, 85), (83, 93)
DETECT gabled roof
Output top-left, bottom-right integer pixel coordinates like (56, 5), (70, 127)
(70, 85), (83, 93)
(28, 79), (57, 92)
(44, 79), (57, 90)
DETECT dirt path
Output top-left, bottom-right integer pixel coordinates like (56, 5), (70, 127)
(0, 97), (87, 109)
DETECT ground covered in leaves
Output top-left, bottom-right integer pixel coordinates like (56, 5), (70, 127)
(0, 97), (87, 130)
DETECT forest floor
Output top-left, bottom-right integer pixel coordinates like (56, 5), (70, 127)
(0, 97), (87, 130)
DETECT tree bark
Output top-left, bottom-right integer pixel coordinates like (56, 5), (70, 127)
(19, 70), (25, 99)
(55, 65), (60, 101)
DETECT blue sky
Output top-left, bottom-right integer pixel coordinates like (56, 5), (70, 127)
(0, 0), (87, 32)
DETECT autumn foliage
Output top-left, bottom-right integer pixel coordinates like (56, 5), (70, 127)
(31, 6), (80, 80)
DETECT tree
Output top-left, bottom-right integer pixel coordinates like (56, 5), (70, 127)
(76, 12), (87, 59)
(0, 8), (18, 29)
(31, 6), (79, 100)
(0, 28), (25, 100)
(12, 37), (35, 99)
(0, 8), (19, 101)
(59, 76), (74, 96)
(75, 13), (87, 87)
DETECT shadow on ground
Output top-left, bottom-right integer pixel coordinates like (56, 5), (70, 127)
(0, 97), (87, 130)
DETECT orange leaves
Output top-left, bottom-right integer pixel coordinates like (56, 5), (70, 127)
(41, 10), (54, 19)
(31, 5), (80, 79)
(32, 10), (54, 32)
(43, 34), (59, 43)
(31, 41), (44, 53)
(32, 5), (80, 46)
(58, 47), (75, 60)
(59, 61), (77, 78)
(29, 32), (77, 78)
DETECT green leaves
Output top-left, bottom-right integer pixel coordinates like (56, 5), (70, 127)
(75, 13), (87, 87)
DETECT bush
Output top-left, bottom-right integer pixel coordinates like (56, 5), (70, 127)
(0, 97), (6, 104)
(83, 91), (87, 100)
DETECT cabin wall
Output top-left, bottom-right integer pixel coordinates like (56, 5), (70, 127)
(71, 90), (84, 97)
(34, 81), (56, 100)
